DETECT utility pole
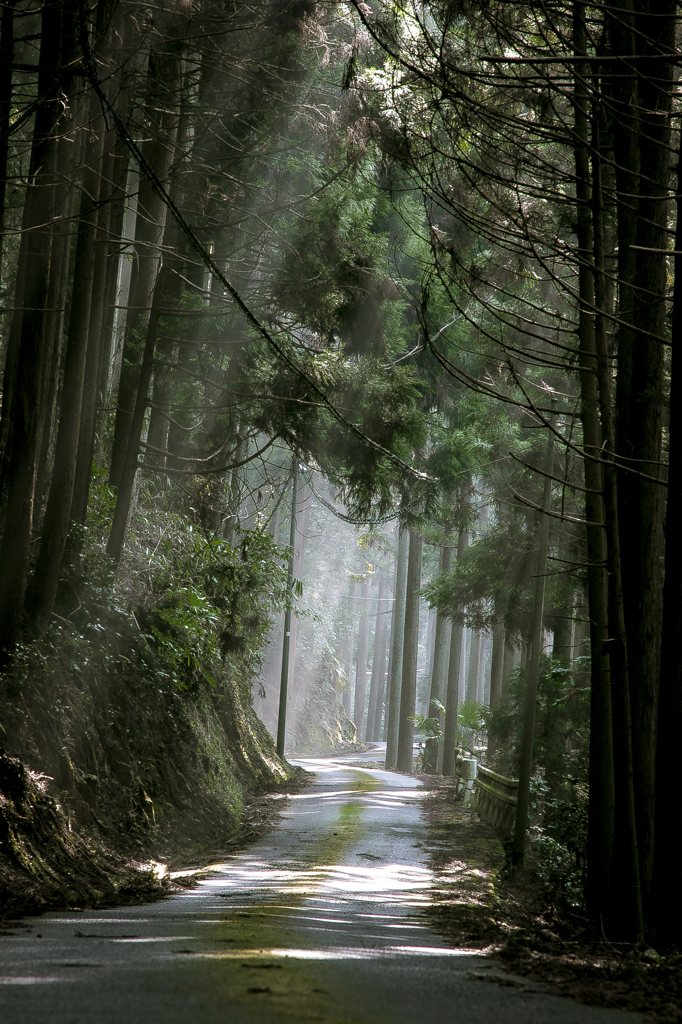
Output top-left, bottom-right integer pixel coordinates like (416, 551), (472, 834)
(512, 401), (557, 866)
(276, 458), (298, 757)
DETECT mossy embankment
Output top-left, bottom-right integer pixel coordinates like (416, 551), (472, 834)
(0, 531), (303, 918)
(285, 677), (358, 755)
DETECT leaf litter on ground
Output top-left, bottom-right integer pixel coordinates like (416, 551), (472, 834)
(421, 777), (682, 1024)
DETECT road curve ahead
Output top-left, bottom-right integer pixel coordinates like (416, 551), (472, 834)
(0, 754), (644, 1024)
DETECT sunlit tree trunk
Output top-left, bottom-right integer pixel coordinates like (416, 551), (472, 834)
(366, 577), (388, 741)
(396, 530), (423, 772)
(466, 629), (482, 703)
(552, 601), (572, 668)
(385, 528), (408, 768)
(353, 576), (371, 737)
(108, 13), (185, 490)
(424, 543), (452, 773)
(372, 618), (390, 741)
(441, 526), (468, 777)
(343, 583), (356, 718)
(73, 6), (136, 526)
(107, 268), (166, 560)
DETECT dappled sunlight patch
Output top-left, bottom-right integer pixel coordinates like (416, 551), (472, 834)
(40, 917), (151, 925)
(177, 943), (485, 961)
(182, 859), (435, 905)
(0, 976), (65, 985)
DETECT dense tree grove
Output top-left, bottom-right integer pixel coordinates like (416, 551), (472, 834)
(0, 0), (680, 949)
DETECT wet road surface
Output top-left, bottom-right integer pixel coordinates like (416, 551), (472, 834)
(0, 752), (645, 1023)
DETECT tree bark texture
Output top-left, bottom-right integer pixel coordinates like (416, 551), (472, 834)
(107, 269), (166, 561)
(613, 0), (674, 918)
(0, 0), (15, 274)
(0, 0), (77, 659)
(108, 17), (185, 491)
(25, 80), (109, 630)
(573, 3), (616, 926)
(653, 136), (682, 940)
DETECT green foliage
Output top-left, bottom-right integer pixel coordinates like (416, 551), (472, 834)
(409, 703), (443, 770)
(457, 698), (487, 748)
(527, 794), (589, 909)
(140, 528), (288, 691)
(409, 709), (442, 741)
(486, 656), (590, 796)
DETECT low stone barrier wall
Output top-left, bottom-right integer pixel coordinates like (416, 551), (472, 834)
(471, 764), (518, 835)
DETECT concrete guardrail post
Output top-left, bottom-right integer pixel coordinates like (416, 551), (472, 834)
(459, 757), (477, 806)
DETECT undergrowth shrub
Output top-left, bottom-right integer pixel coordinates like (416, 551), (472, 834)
(1, 470), (297, 868)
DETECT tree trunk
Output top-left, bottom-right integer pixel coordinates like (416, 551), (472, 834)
(385, 528), (409, 768)
(106, 268), (166, 561)
(552, 603), (572, 668)
(613, 0), (673, 919)
(573, 2), (616, 926)
(108, 22), (184, 491)
(70, 153), (115, 528)
(653, 131), (682, 942)
(353, 576), (371, 737)
(488, 627), (512, 763)
(466, 629), (482, 703)
(0, 0), (77, 659)
(287, 476), (311, 692)
(382, 573), (396, 742)
(32, 129), (82, 521)
(396, 530), (423, 772)
(0, 0), (15, 276)
(489, 616), (505, 709)
(25, 80), (108, 629)
(512, 403), (556, 867)
(366, 578), (388, 741)
(441, 528), (468, 777)
(424, 544), (452, 773)
(96, 146), (133, 421)
(343, 584), (356, 718)
(276, 459), (297, 757)
(422, 603), (437, 714)
(592, 89), (643, 938)
(372, 616), (389, 741)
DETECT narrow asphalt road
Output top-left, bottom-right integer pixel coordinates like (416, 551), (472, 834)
(0, 752), (645, 1024)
